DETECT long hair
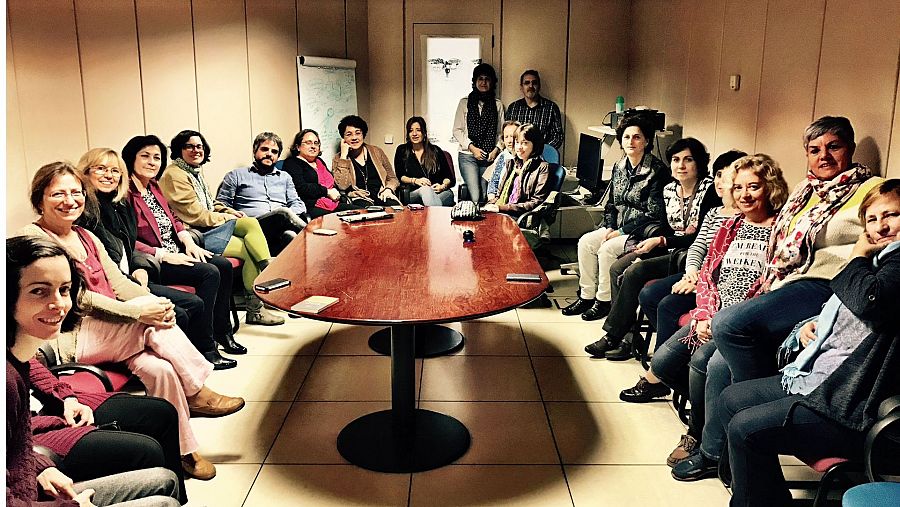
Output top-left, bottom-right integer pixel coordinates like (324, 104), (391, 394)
(405, 116), (439, 175)
(77, 148), (129, 202)
(29, 162), (83, 215)
(6, 236), (84, 346)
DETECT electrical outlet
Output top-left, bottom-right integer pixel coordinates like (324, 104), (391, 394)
(384, 135), (394, 144)
(730, 74), (741, 91)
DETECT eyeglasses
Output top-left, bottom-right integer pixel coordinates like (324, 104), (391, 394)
(90, 166), (122, 177)
(183, 144), (204, 151)
(47, 190), (85, 202)
(301, 140), (321, 146)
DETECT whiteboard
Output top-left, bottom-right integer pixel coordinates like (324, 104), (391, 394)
(297, 56), (358, 164)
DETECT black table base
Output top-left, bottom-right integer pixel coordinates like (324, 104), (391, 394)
(368, 324), (464, 357)
(338, 325), (471, 473)
(337, 408), (470, 473)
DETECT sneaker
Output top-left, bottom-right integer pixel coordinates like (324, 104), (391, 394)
(671, 451), (718, 481)
(581, 300), (611, 321)
(667, 434), (699, 467)
(620, 377), (672, 403)
(561, 297), (594, 316)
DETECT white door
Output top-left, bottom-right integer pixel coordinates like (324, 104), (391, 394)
(409, 23), (494, 157)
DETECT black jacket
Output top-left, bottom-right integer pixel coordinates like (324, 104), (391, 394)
(282, 156), (331, 213)
(798, 246), (900, 432)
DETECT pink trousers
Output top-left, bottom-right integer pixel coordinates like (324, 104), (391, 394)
(75, 315), (213, 455)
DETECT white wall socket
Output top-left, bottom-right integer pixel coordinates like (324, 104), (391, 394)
(384, 135), (394, 144)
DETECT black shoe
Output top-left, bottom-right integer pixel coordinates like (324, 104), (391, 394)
(672, 452), (719, 482)
(561, 297), (594, 316)
(581, 300), (611, 321)
(584, 336), (619, 358)
(619, 377), (672, 402)
(203, 350), (238, 370)
(216, 333), (248, 355)
(604, 339), (633, 361)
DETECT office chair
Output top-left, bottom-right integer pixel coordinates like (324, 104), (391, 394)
(542, 145), (560, 165)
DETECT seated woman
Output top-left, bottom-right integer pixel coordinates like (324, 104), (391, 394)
(17, 161), (245, 481)
(281, 129), (362, 219)
(638, 150), (746, 353)
(713, 117), (880, 382)
(720, 179), (900, 506)
(675, 117), (883, 481)
(76, 146), (239, 367)
(583, 137), (721, 359)
(27, 353), (186, 502)
(159, 129), (282, 326)
(7, 235), (181, 506)
(485, 120), (522, 203)
(394, 116), (455, 207)
(560, 113), (670, 321)
(332, 115), (401, 207)
(620, 156), (787, 471)
(481, 123), (552, 237)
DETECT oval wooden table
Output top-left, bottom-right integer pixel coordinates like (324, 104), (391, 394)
(256, 206), (549, 473)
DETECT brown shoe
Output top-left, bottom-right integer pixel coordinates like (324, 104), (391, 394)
(187, 386), (245, 418)
(667, 434), (699, 467)
(182, 452), (216, 480)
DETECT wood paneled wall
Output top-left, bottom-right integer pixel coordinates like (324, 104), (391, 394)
(628, 0), (900, 184)
(6, 0), (368, 230)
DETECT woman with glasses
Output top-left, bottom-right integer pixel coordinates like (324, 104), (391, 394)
(16, 161), (245, 481)
(332, 115), (402, 207)
(159, 130), (283, 326)
(281, 129), (364, 219)
(76, 147), (237, 369)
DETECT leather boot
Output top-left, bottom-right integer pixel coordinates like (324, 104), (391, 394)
(216, 332), (247, 355)
(187, 386), (245, 418)
(202, 349), (237, 370)
(246, 294), (284, 326)
(182, 452), (216, 480)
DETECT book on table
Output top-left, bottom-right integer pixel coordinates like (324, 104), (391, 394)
(291, 296), (339, 313)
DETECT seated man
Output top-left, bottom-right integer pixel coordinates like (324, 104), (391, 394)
(216, 132), (307, 255)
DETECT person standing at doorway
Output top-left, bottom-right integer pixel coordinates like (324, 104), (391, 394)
(452, 63), (504, 204)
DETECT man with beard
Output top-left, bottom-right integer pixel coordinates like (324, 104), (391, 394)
(504, 70), (564, 151)
(216, 132), (307, 254)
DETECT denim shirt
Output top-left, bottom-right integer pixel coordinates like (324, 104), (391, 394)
(216, 165), (307, 218)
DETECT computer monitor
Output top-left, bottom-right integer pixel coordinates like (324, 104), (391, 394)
(576, 133), (603, 191)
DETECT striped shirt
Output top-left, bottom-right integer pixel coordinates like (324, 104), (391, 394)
(505, 96), (564, 149)
(685, 206), (731, 272)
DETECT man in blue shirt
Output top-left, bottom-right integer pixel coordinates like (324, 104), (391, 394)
(217, 132), (307, 254)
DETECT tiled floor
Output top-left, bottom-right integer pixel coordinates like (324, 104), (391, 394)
(183, 245), (734, 506)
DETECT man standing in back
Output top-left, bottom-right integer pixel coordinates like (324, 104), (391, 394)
(216, 132), (307, 255)
(505, 69), (564, 151)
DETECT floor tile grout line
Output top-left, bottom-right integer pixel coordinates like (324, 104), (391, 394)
(517, 310), (577, 507)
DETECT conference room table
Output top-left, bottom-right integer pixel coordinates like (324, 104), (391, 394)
(255, 206), (549, 473)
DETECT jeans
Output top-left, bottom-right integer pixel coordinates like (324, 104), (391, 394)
(700, 350), (733, 460)
(409, 186), (455, 207)
(722, 375), (863, 507)
(71, 467), (180, 506)
(604, 253), (669, 340)
(458, 151), (488, 203)
(713, 279), (832, 383)
(639, 273), (697, 351)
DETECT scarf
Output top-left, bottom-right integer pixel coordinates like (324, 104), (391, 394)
(664, 177), (713, 235)
(466, 90), (498, 153)
(754, 163), (872, 293)
(681, 215), (744, 352)
(174, 157), (214, 211)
